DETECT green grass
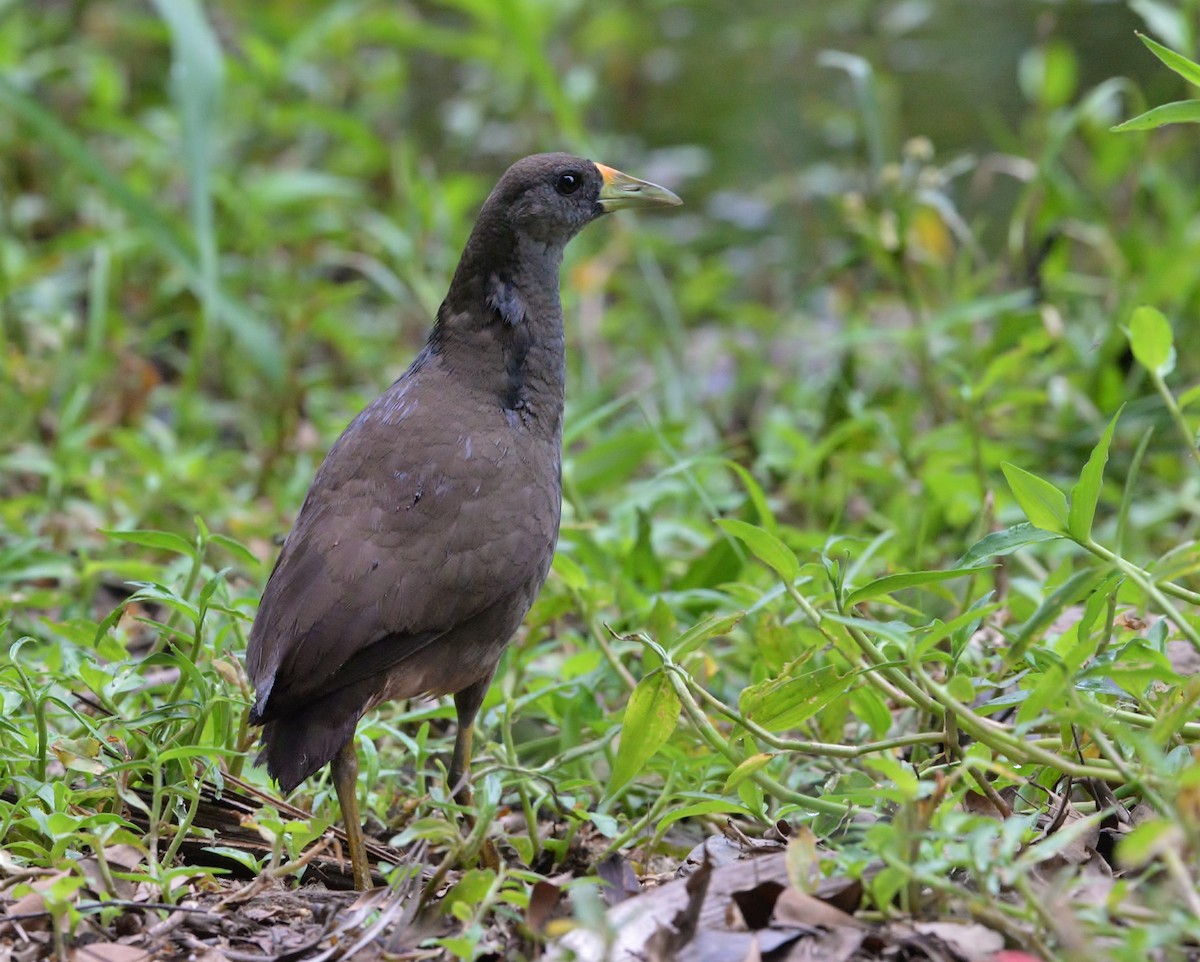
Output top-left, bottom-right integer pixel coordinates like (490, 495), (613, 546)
(3, 2), (1200, 960)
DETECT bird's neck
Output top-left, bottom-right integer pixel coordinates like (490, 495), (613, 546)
(431, 235), (568, 435)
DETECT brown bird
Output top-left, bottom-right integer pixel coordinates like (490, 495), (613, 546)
(245, 153), (680, 889)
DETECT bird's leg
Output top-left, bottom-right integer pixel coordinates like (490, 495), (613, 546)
(449, 723), (474, 806)
(450, 674), (503, 873)
(331, 738), (372, 891)
(450, 673), (493, 806)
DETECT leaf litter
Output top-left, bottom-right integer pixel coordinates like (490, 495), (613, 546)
(5, 765), (1200, 961)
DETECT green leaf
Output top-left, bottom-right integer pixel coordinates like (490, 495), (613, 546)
(1016, 810), (1106, 868)
(715, 518), (799, 582)
(738, 664), (847, 732)
(653, 799), (754, 837)
(863, 755), (920, 800)
(849, 687), (892, 737)
(1068, 408), (1122, 541)
(671, 610), (745, 657)
(844, 566), (991, 607)
(1010, 567), (1108, 660)
(589, 812), (619, 837)
(208, 534), (263, 570)
(1111, 98), (1200, 131)
(552, 553), (588, 591)
(723, 460), (778, 534)
(1082, 643), (1180, 695)
(1137, 31), (1200, 87)
(623, 509), (662, 592)
(960, 523), (1062, 566)
(1117, 818), (1177, 869)
(444, 868), (497, 913)
(946, 673), (975, 704)
(1000, 463), (1069, 533)
(678, 536), (744, 590)
(1178, 383), (1200, 411)
(608, 670), (681, 797)
(723, 753), (775, 792)
(1127, 306), (1175, 375)
(103, 529), (197, 558)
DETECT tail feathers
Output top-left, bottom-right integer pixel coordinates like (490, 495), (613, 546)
(253, 684), (369, 794)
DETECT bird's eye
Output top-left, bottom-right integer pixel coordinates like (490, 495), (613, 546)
(555, 172), (580, 195)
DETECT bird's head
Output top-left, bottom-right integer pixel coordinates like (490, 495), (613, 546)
(480, 152), (681, 249)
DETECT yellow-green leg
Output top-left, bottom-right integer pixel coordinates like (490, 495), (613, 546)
(450, 674), (492, 806)
(448, 721), (475, 806)
(331, 738), (372, 890)
(450, 677), (502, 872)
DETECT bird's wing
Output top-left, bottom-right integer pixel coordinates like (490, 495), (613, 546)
(247, 377), (560, 716)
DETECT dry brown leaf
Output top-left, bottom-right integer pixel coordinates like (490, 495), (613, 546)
(911, 921), (1005, 961)
(526, 879), (561, 933)
(773, 887), (864, 930)
(678, 834), (744, 876)
(740, 933), (762, 962)
(1034, 800), (1099, 868)
(815, 876), (863, 916)
(70, 944), (151, 962)
(730, 880), (785, 930)
(784, 925), (866, 962)
(644, 855), (713, 961)
(596, 852), (640, 906)
(1114, 611), (1149, 633)
(0, 888), (50, 933)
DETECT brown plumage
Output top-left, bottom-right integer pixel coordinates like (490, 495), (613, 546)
(245, 153), (680, 888)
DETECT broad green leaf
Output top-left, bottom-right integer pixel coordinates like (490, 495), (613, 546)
(1128, 306), (1175, 375)
(738, 664), (847, 732)
(715, 518), (799, 583)
(1001, 463), (1069, 533)
(822, 614), (914, 649)
(960, 523), (1062, 566)
(653, 799), (754, 837)
(723, 753), (775, 792)
(1111, 99), (1200, 131)
(1138, 31), (1200, 87)
(844, 566), (990, 607)
(863, 755), (920, 800)
(1082, 643), (1179, 695)
(608, 670), (681, 797)
(1068, 408), (1122, 540)
(946, 673), (975, 704)
(444, 868), (497, 913)
(103, 529), (197, 558)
